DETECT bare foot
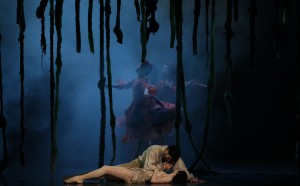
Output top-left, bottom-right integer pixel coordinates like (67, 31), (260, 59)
(64, 175), (83, 184)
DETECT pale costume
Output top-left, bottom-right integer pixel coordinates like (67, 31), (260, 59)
(64, 165), (180, 184)
(65, 145), (195, 184)
(126, 168), (153, 184)
(118, 145), (195, 182)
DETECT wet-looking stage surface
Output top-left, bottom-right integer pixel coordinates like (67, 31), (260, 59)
(0, 161), (297, 186)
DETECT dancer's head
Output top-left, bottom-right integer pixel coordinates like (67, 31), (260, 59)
(136, 60), (153, 77)
(172, 170), (188, 183)
(162, 145), (181, 165)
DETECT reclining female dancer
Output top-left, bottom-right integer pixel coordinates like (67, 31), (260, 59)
(64, 163), (187, 184)
(64, 145), (190, 184)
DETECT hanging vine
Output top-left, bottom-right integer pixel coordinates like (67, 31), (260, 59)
(192, 0), (201, 55)
(88, 0), (95, 54)
(274, 0), (280, 59)
(105, 0), (117, 166)
(17, 0), (26, 167)
(134, 0), (141, 21)
(36, 0), (49, 18)
(281, 0), (291, 24)
(172, 0), (200, 155)
(174, 0), (183, 150)
(0, 32), (9, 173)
(175, 0), (199, 153)
(98, 0), (106, 168)
(296, 0), (300, 175)
(36, 0), (49, 57)
(169, 0), (175, 48)
(140, 0), (147, 63)
(50, 0), (64, 174)
(224, 0), (233, 130)
(145, 0), (159, 42)
(40, 16), (47, 57)
(233, 0), (238, 21)
(180, 54), (200, 154)
(205, 0), (209, 65)
(113, 0), (123, 44)
(137, 0), (159, 61)
(189, 0), (215, 171)
(248, 0), (257, 69)
(49, 0), (55, 172)
(75, 0), (81, 53)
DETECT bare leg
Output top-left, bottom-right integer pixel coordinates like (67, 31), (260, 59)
(104, 159), (141, 182)
(64, 165), (135, 184)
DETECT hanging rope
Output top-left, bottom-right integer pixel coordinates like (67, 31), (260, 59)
(140, 0), (147, 63)
(98, 0), (107, 168)
(49, 0), (56, 173)
(224, 0), (233, 130)
(134, 0), (141, 21)
(233, 0), (238, 21)
(0, 32), (9, 173)
(248, 0), (257, 69)
(113, 0), (123, 44)
(75, 0), (81, 53)
(17, 0), (26, 167)
(192, 0), (201, 55)
(104, 0), (117, 166)
(189, 0), (215, 171)
(88, 0), (95, 54)
(205, 0), (209, 66)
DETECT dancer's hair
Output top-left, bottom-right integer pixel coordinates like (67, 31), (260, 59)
(166, 145), (181, 164)
(172, 170), (187, 183)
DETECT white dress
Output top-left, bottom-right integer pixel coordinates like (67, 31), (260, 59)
(126, 167), (153, 184)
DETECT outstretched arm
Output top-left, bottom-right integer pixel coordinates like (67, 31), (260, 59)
(111, 79), (133, 89)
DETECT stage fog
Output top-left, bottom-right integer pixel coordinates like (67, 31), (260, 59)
(0, 0), (297, 175)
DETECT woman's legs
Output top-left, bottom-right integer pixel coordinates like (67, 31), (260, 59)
(64, 165), (135, 184)
(103, 166), (135, 183)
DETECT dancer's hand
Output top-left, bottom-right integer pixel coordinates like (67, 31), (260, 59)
(116, 79), (126, 86)
(190, 177), (204, 183)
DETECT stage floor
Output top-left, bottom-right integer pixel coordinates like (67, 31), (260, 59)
(0, 161), (297, 186)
